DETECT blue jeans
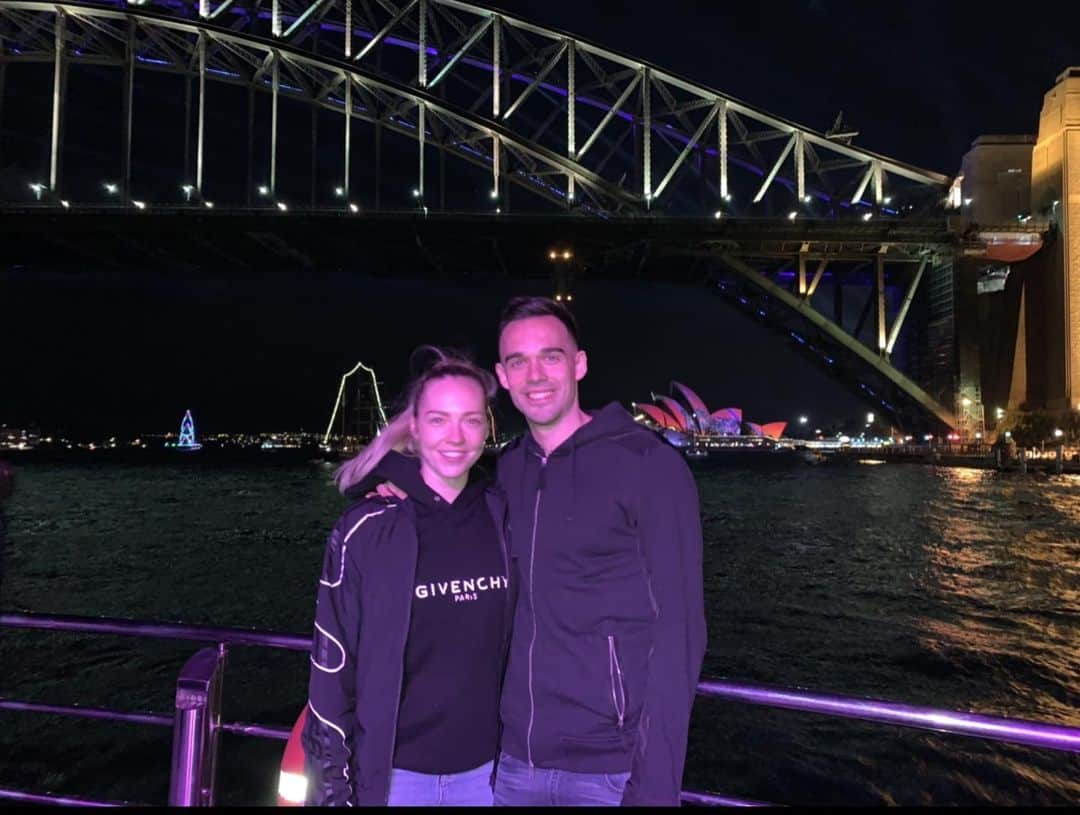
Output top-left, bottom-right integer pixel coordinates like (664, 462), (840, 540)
(493, 751), (630, 806)
(387, 760), (494, 806)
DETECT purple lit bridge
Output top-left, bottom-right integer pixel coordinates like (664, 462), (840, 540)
(0, 0), (1042, 432)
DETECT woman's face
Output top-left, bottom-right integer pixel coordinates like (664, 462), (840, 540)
(410, 375), (488, 491)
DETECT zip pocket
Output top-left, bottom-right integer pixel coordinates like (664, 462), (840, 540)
(607, 635), (626, 729)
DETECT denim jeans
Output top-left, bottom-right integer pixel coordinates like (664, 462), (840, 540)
(386, 759), (494, 806)
(493, 751), (630, 807)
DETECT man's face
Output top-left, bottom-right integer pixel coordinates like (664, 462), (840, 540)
(496, 315), (587, 431)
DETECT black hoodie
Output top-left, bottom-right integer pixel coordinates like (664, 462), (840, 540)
(496, 402), (707, 806)
(302, 454), (512, 805)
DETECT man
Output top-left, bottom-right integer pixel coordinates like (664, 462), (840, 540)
(489, 296), (706, 806)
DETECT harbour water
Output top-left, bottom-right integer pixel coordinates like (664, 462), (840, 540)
(1, 458), (1078, 805)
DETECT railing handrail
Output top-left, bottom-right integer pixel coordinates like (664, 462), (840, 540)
(0, 610), (309, 650)
(4, 609), (1079, 755)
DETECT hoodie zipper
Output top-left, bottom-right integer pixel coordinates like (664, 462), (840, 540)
(525, 453), (546, 768)
(607, 635), (626, 729)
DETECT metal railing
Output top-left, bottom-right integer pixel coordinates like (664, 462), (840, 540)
(2, 610), (1078, 806)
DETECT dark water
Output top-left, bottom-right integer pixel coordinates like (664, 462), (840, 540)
(1, 459), (1078, 805)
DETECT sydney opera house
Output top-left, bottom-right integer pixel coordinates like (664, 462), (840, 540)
(633, 382), (788, 450)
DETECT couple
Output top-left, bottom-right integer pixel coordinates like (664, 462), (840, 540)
(302, 296), (707, 806)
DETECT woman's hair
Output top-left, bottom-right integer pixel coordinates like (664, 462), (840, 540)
(334, 347), (497, 494)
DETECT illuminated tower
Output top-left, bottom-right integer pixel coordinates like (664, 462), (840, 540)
(176, 410), (202, 450)
(1030, 67), (1080, 410)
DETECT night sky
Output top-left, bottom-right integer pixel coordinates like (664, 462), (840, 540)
(3, 1), (1080, 438)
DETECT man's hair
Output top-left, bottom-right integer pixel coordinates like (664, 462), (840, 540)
(497, 296), (580, 347)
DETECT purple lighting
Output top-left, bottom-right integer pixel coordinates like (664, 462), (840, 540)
(698, 679), (1080, 753)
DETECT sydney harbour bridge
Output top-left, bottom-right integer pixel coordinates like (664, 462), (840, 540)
(0, 0), (1067, 435)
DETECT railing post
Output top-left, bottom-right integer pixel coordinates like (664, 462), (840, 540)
(168, 645), (227, 806)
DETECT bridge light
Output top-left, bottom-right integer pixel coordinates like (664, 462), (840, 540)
(787, 211), (797, 220)
(1004, 431), (1012, 439)
(714, 210), (723, 219)
(132, 200), (146, 210)
(60, 200), (70, 209)
(862, 212), (873, 221)
(963, 197), (973, 206)
(568, 191), (575, 201)
(412, 187), (421, 198)
(802, 195), (811, 203)
(258, 185), (270, 196)
(334, 186), (345, 197)
(995, 407), (1005, 419)
(548, 250), (557, 260)
(490, 189), (498, 200)
(276, 201), (288, 212)
(562, 250), (572, 260)
(961, 397), (972, 407)
(495, 207), (501, 214)
(866, 413), (875, 424)
(103, 182), (119, 195)
(798, 416), (808, 424)
(566, 294), (574, 302)
(975, 432), (983, 440)
(555, 293), (563, 301)
(181, 184), (194, 201)
(723, 193), (732, 202)
(1054, 428), (1064, 438)
(28, 182), (46, 200)
(349, 203), (359, 213)
(204, 201), (214, 209)
(924, 434), (933, 441)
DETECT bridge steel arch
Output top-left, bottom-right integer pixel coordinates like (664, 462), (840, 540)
(0, 0), (961, 430)
(0, 0), (951, 216)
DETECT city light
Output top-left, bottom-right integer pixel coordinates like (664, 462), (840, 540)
(412, 188), (421, 198)
(103, 182), (119, 195)
(714, 211), (723, 219)
(1054, 428), (1064, 438)
(723, 193), (732, 202)
(866, 412), (874, 424)
(204, 201), (214, 208)
(963, 197), (974, 206)
(787, 211), (797, 220)
(883, 196), (892, 204)
(60, 200), (70, 208)
(490, 189), (498, 199)
(495, 207), (501, 214)
(862, 212), (873, 221)
(802, 195), (811, 203)
(349, 203), (359, 213)
(29, 182), (46, 200)
(132, 200), (146, 210)
(1004, 431), (1012, 439)
(995, 406), (1005, 419)
(181, 184), (194, 201)
(798, 416), (808, 424)
(961, 397), (972, 407)
(562, 250), (572, 260)
(334, 186), (345, 197)
(276, 201), (288, 211)
(258, 185), (270, 196)
(549, 250), (557, 260)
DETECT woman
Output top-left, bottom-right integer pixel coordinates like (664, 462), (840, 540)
(301, 349), (512, 806)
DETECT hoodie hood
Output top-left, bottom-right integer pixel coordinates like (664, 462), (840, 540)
(344, 449), (491, 510)
(523, 401), (640, 458)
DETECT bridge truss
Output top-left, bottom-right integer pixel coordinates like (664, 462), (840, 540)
(0, 0), (961, 429)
